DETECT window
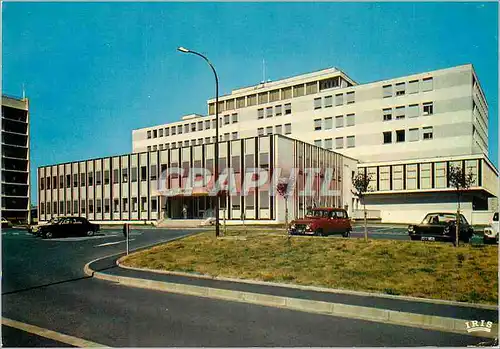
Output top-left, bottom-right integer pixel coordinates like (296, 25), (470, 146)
(284, 103), (292, 115)
(60, 201), (64, 214)
(395, 82), (405, 96)
(72, 174), (77, 187)
(88, 201), (94, 214)
(396, 130), (405, 142)
(275, 105), (282, 116)
(258, 108), (264, 119)
(409, 128), (419, 142)
(293, 84), (305, 97)
(141, 166), (147, 181)
(95, 171), (101, 185)
(346, 91), (355, 104)
(408, 80), (419, 94)
(383, 108), (392, 121)
(325, 138), (333, 150)
(40, 177), (45, 190)
(335, 93), (343, 106)
(66, 201), (71, 214)
(258, 92), (269, 104)
(347, 136), (355, 148)
(197, 138), (203, 145)
(159, 144), (164, 150)
(74, 200), (78, 214)
(383, 85), (392, 98)
(236, 97), (246, 108)
(266, 107), (273, 118)
(96, 199), (102, 213)
(171, 127), (176, 135)
(113, 199), (119, 213)
(205, 120), (211, 129)
(383, 131), (392, 144)
(131, 198), (138, 212)
(147, 146), (151, 152)
(40, 203), (45, 214)
(423, 127), (433, 140)
(147, 130), (151, 139)
(165, 143), (169, 149)
(141, 197), (147, 212)
(422, 77), (433, 92)
(150, 165), (157, 181)
(265, 126), (272, 135)
(232, 132), (238, 140)
(159, 128), (163, 137)
(191, 123), (196, 132)
(131, 167), (137, 182)
(324, 117), (333, 130)
(275, 125), (282, 134)
(335, 115), (343, 128)
(88, 173), (93, 186)
(165, 128), (169, 136)
(232, 113), (238, 123)
(151, 197), (158, 212)
(226, 99), (235, 110)
(324, 95), (333, 108)
(314, 139), (322, 147)
(314, 119), (322, 131)
(104, 199), (110, 213)
(314, 98), (322, 109)
(224, 115), (230, 125)
(80, 173), (86, 186)
(335, 137), (344, 149)
(408, 104), (419, 118)
(306, 82), (317, 95)
(46, 202), (51, 215)
(205, 137), (211, 144)
(122, 198), (128, 211)
(113, 169), (119, 184)
(284, 123), (292, 135)
(259, 191), (269, 209)
(222, 133), (229, 141)
(66, 174), (70, 188)
(258, 128), (264, 136)
(247, 94), (257, 106)
(178, 125), (183, 134)
(346, 113), (355, 127)
(191, 139), (196, 146)
(423, 102), (433, 115)
(395, 106), (405, 119)
(282, 87), (292, 100)
(104, 170), (110, 185)
(53, 176), (57, 189)
(81, 200), (86, 214)
(59, 175), (64, 188)
(153, 129), (157, 138)
(269, 89), (280, 102)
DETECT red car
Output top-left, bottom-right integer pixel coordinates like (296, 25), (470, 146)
(288, 207), (352, 237)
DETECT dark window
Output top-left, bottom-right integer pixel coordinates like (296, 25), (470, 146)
(396, 130), (405, 142)
(53, 176), (57, 189)
(40, 203), (45, 214)
(80, 173), (86, 186)
(46, 177), (51, 190)
(131, 167), (138, 182)
(104, 170), (110, 185)
(96, 199), (102, 213)
(383, 131), (392, 144)
(88, 201), (94, 214)
(59, 201), (64, 214)
(151, 165), (157, 181)
(66, 174), (71, 188)
(81, 200), (86, 213)
(74, 200), (78, 213)
(59, 175), (64, 188)
(88, 173), (93, 186)
(151, 197), (158, 212)
(113, 169), (119, 184)
(122, 168), (128, 183)
(95, 171), (102, 185)
(141, 166), (147, 181)
(104, 199), (110, 213)
(40, 177), (45, 190)
(66, 201), (71, 214)
(113, 199), (119, 212)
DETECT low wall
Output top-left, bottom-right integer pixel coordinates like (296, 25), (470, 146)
(471, 211), (496, 225)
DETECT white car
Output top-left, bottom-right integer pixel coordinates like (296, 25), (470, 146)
(483, 212), (499, 244)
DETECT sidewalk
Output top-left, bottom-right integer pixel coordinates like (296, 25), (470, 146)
(86, 253), (498, 336)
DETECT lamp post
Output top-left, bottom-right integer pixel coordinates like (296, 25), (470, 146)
(177, 47), (220, 237)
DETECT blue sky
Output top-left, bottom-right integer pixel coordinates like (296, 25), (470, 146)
(3, 2), (498, 205)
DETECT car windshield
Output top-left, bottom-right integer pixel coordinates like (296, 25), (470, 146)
(422, 213), (457, 225)
(306, 209), (328, 218)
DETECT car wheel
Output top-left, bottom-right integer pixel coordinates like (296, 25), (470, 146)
(314, 229), (324, 237)
(342, 230), (351, 238)
(86, 230), (95, 237)
(44, 231), (53, 239)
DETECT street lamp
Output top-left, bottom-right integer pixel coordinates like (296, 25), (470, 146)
(177, 46), (220, 237)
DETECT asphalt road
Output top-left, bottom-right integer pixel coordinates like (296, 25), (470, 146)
(1, 226), (492, 347)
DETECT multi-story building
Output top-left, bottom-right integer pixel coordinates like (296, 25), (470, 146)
(2, 95), (30, 224)
(37, 135), (358, 224)
(130, 63), (497, 224)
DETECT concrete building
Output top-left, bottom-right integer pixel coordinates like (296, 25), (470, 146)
(38, 63), (498, 224)
(2, 95), (31, 224)
(37, 135), (358, 224)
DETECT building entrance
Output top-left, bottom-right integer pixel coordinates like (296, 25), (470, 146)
(162, 196), (215, 219)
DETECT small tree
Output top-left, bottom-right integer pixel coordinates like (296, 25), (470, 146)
(276, 179), (291, 233)
(352, 172), (373, 242)
(448, 165), (475, 247)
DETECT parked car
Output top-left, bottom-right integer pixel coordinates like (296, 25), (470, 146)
(288, 207), (352, 237)
(39, 217), (100, 239)
(28, 217), (63, 236)
(408, 212), (474, 243)
(483, 212), (499, 244)
(1, 217), (12, 229)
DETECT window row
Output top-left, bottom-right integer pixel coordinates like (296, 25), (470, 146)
(314, 114), (355, 131)
(314, 136), (355, 150)
(382, 77), (433, 98)
(382, 102), (434, 121)
(146, 133), (239, 152)
(146, 114), (238, 140)
(257, 103), (292, 119)
(40, 197), (159, 215)
(257, 123), (292, 136)
(208, 76), (352, 114)
(382, 127), (433, 144)
(313, 91), (355, 109)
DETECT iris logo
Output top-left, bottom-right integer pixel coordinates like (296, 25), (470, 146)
(465, 320), (494, 333)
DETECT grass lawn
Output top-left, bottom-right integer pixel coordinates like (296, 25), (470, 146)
(121, 230), (498, 304)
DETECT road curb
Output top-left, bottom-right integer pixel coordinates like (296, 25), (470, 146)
(84, 261), (497, 339)
(116, 260), (498, 311)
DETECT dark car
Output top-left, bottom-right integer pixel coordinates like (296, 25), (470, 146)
(288, 207), (352, 237)
(39, 217), (100, 239)
(408, 212), (474, 243)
